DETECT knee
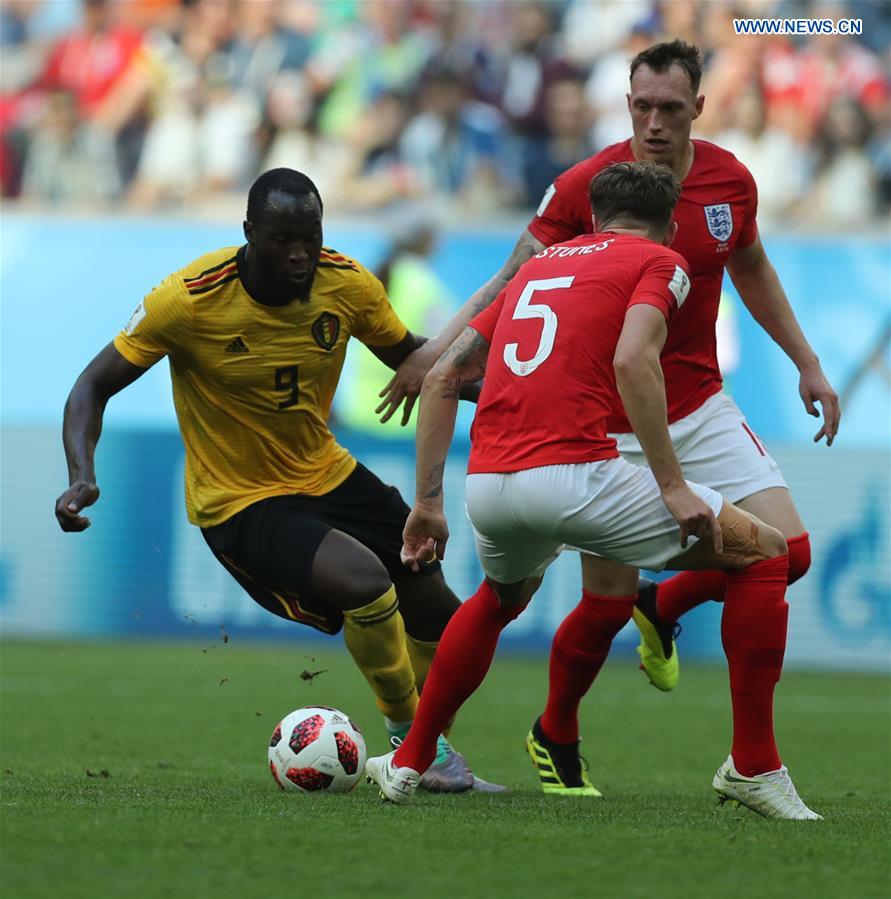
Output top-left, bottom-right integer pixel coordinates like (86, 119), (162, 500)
(344, 562), (393, 610)
(310, 530), (394, 610)
(318, 552), (392, 611)
(759, 524), (788, 561)
(723, 526), (787, 571)
(721, 506), (788, 570)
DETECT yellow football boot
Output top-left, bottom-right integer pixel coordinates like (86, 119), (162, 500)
(632, 578), (680, 692)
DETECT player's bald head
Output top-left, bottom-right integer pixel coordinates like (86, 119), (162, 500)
(247, 168), (323, 224)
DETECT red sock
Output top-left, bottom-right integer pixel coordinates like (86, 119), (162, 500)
(785, 532), (811, 584)
(656, 569), (728, 623)
(656, 532), (810, 622)
(721, 554), (789, 776)
(540, 590), (636, 744)
(393, 580), (525, 772)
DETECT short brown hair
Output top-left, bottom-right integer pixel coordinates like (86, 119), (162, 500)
(588, 161), (681, 234)
(630, 40), (703, 94)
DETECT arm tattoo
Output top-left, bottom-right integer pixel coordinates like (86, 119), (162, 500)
(439, 376), (469, 401)
(444, 330), (488, 373)
(423, 462), (445, 499)
(470, 230), (544, 316)
(437, 331), (488, 398)
(454, 333), (487, 371)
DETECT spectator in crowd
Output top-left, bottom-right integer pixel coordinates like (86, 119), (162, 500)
(38, 0), (146, 120)
(1, 0), (888, 222)
(259, 70), (346, 204)
(560, 0), (652, 70)
(866, 95), (891, 213)
(20, 88), (118, 204)
(807, 96), (878, 227)
(715, 85), (809, 229)
(804, 5), (889, 127)
(520, 74), (594, 206)
(693, 1), (764, 136)
(1, 0), (33, 47)
(0, 0), (56, 89)
(585, 24), (658, 150)
(228, 0), (312, 106)
(307, 0), (434, 141)
(127, 0), (259, 209)
(494, 0), (579, 139)
(0, 5), (35, 197)
(759, 21), (887, 144)
(655, 0), (703, 48)
(336, 90), (419, 210)
(37, 0), (153, 190)
(400, 65), (515, 212)
(422, 0), (501, 106)
(848, 0), (891, 55)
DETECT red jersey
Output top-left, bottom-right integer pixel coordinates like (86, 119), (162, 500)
(41, 27), (144, 117)
(528, 139), (758, 432)
(467, 233), (691, 474)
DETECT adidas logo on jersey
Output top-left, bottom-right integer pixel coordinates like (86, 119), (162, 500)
(224, 337), (250, 354)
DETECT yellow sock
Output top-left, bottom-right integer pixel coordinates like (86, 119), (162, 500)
(342, 586), (418, 723)
(405, 632), (454, 737)
(405, 633), (438, 693)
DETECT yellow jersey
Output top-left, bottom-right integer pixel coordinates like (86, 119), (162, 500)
(114, 245), (407, 527)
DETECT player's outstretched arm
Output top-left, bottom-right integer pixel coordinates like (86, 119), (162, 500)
(377, 229), (545, 425)
(615, 305), (721, 552)
(56, 343), (148, 532)
(728, 236), (841, 445)
(367, 330), (427, 371)
(401, 327), (491, 571)
(367, 331), (481, 425)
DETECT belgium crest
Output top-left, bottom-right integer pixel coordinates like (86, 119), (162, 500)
(312, 312), (340, 351)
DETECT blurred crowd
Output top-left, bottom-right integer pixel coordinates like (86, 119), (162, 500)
(1, 0), (889, 228)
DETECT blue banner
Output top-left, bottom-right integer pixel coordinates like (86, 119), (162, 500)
(2, 426), (888, 670)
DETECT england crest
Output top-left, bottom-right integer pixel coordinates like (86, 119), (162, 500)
(704, 204), (733, 242)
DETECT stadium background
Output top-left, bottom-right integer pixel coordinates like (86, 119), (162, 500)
(1, 0), (889, 673)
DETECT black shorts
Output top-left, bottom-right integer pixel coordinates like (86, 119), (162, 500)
(201, 462), (441, 635)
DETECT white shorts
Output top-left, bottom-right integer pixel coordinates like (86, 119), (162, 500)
(612, 391), (787, 504)
(464, 458), (724, 584)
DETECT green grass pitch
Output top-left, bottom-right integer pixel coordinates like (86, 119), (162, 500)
(2, 640), (889, 899)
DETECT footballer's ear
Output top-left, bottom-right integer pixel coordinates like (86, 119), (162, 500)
(693, 93), (705, 119)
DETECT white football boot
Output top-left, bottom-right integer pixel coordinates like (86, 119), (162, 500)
(712, 755), (822, 820)
(365, 750), (421, 804)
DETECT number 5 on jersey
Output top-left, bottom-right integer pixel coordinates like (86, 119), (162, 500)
(503, 276), (574, 377)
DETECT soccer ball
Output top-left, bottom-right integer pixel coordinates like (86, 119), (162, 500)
(268, 706), (366, 793)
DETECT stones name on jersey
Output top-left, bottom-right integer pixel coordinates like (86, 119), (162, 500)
(534, 239), (616, 260)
